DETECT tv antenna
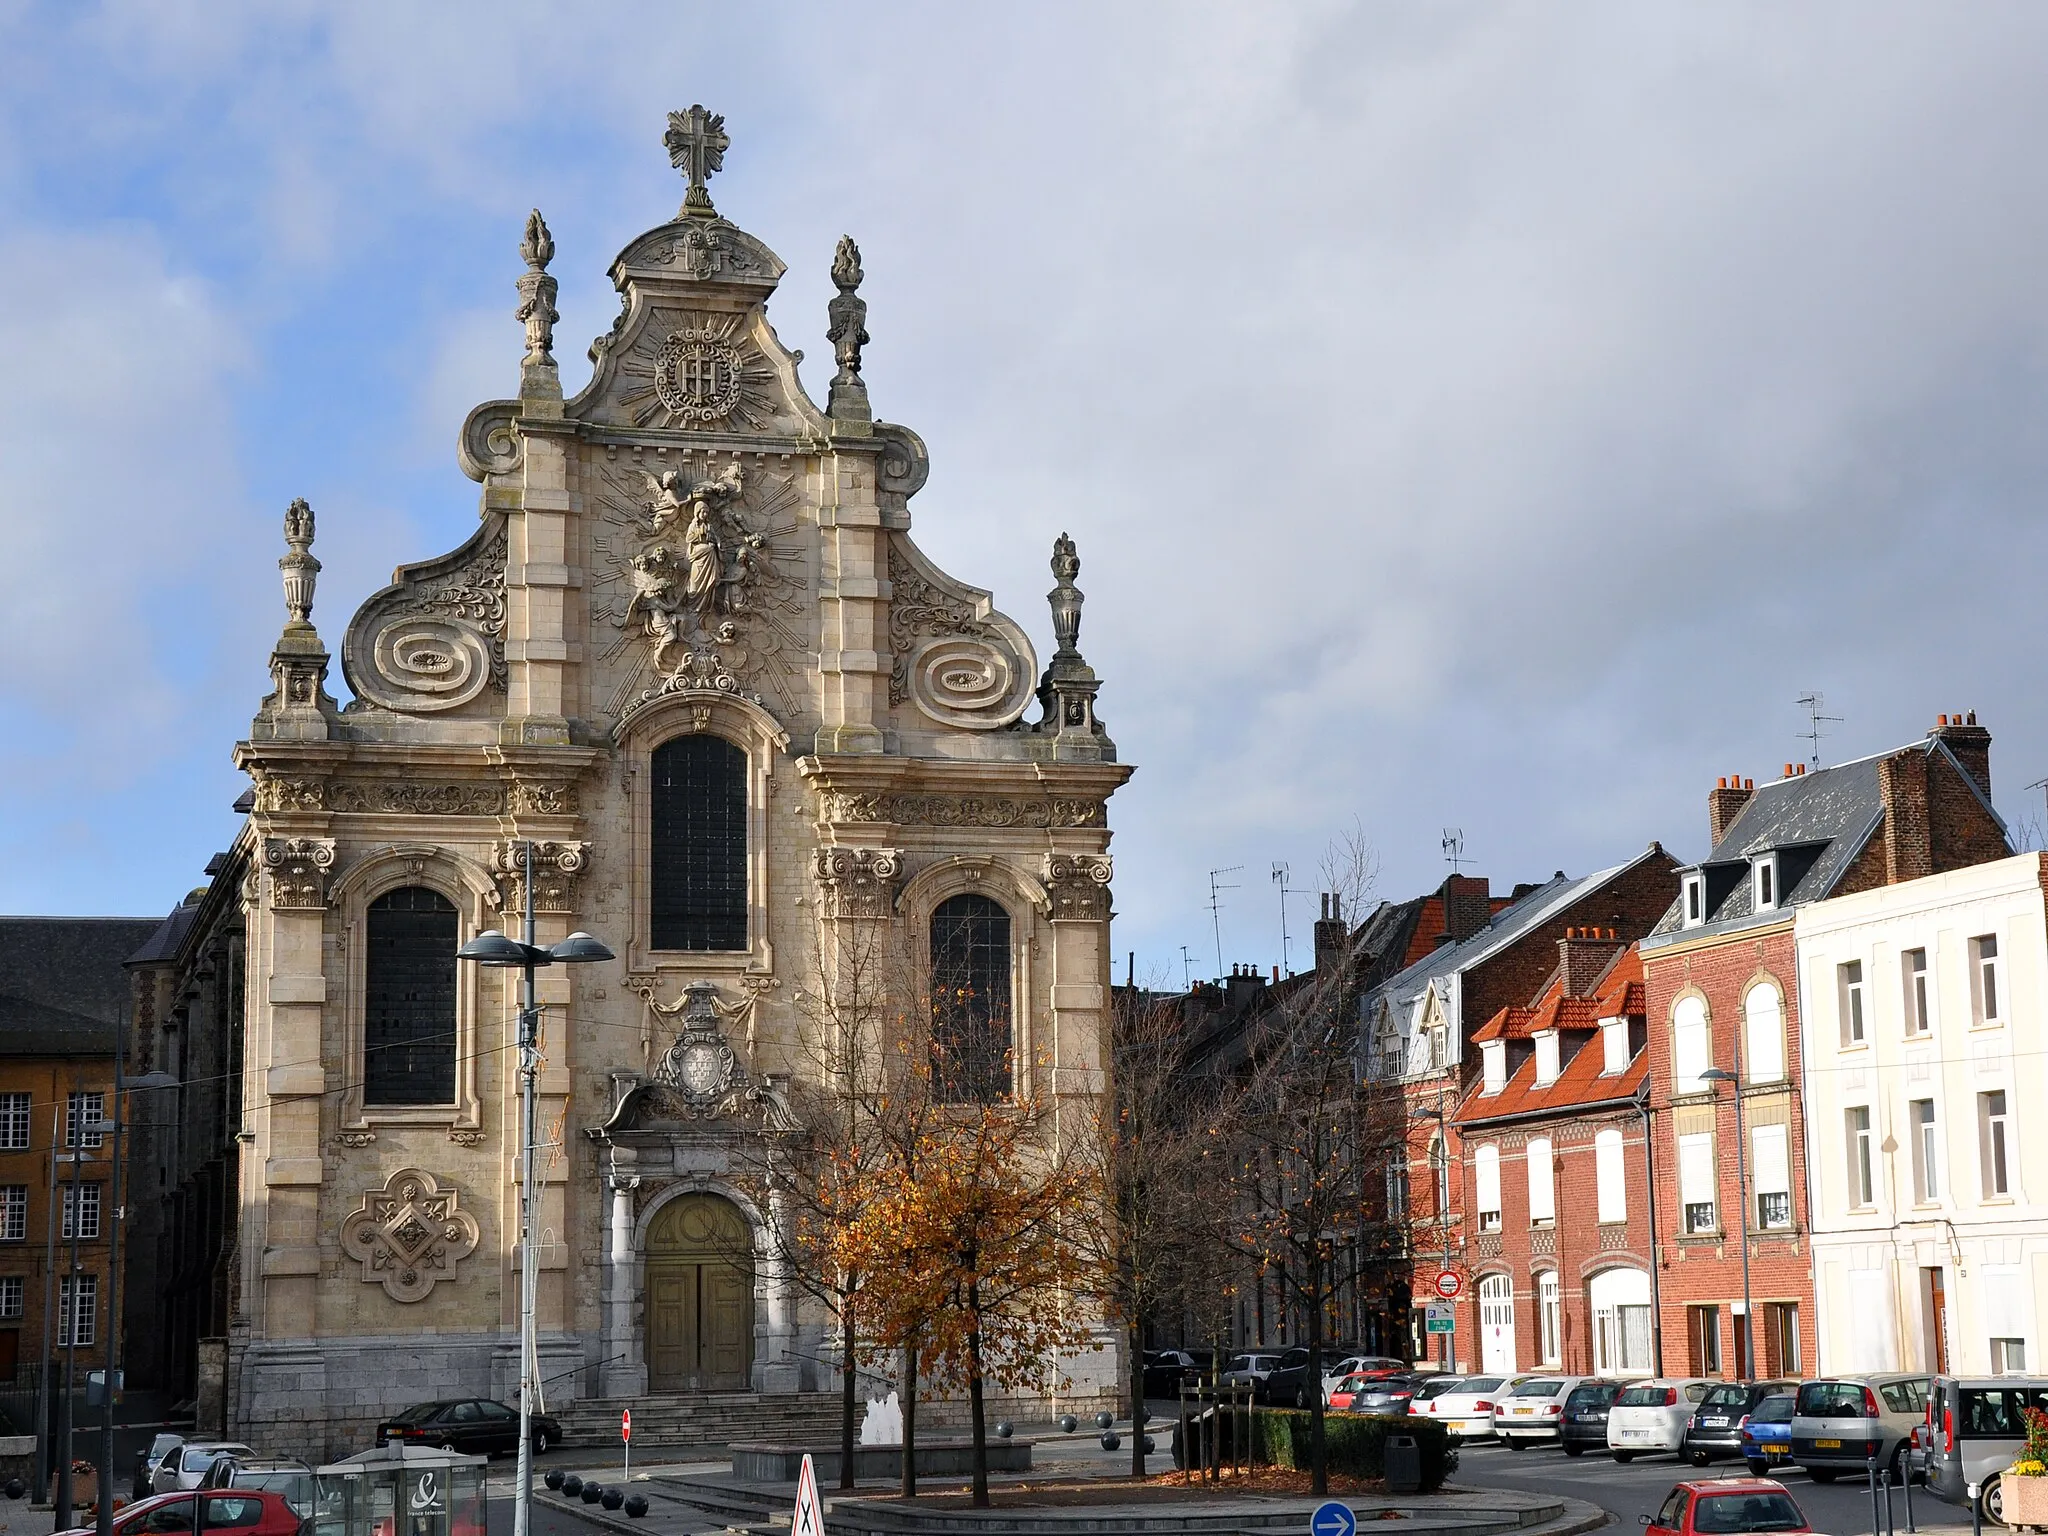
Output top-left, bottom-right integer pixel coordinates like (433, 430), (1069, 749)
(1179, 946), (1196, 992)
(1271, 863), (1293, 976)
(1208, 865), (1243, 976)
(1796, 692), (1843, 768)
(1442, 828), (1466, 874)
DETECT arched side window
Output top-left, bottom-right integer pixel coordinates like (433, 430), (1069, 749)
(650, 735), (748, 952)
(1673, 994), (1711, 1095)
(364, 886), (458, 1106)
(1744, 980), (1785, 1084)
(1526, 1137), (1555, 1227)
(1595, 1126), (1628, 1223)
(1429, 1134), (1450, 1217)
(930, 894), (1013, 1102)
(1384, 1146), (1409, 1221)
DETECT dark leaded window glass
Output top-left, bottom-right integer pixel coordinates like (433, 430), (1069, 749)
(651, 735), (748, 951)
(930, 894), (1013, 1102)
(364, 886), (458, 1106)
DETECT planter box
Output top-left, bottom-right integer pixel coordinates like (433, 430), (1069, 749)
(2006, 1473), (2048, 1529)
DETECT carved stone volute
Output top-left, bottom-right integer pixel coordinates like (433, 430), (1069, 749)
(813, 846), (902, 920)
(1044, 853), (1113, 922)
(264, 837), (336, 910)
(492, 840), (588, 915)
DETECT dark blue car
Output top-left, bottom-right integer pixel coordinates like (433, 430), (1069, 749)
(1741, 1393), (1798, 1475)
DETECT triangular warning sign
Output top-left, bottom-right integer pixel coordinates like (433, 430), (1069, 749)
(791, 1451), (826, 1536)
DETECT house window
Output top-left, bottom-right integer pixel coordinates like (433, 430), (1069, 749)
(65, 1092), (104, 1150)
(1846, 1107), (1875, 1207)
(1538, 1272), (1562, 1365)
(363, 887), (458, 1107)
(1838, 961), (1865, 1046)
(1902, 949), (1931, 1036)
(1688, 1304), (1722, 1375)
(1753, 854), (1777, 912)
(1971, 935), (2002, 1024)
(1910, 1099), (1940, 1203)
(58, 1275), (95, 1347)
(1430, 1135), (1450, 1217)
(0, 1278), (21, 1319)
(1595, 1128), (1628, 1223)
(1683, 873), (1705, 928)
(1980, 1091), (2012, 1199)
(1752, 1123), (1792, 1229)
(1679, 1132), (1716, 1234)
(61, 1184), (100, 1241)
(649, 734), (749, 952)
(1526, 1137), (1555, 1227)
(1475, 1143), (1502, 1232)
(1993, 1338), (2029, 1374)
(1369, 1010), (1401, 1079)
(0, 1189), (23, 1243)
(1764, 1302), (1801, 1375)
(1481, 1040), (1506, 1095)
(1600, 1017), (1630, 1075)
(1533, 1032), (1560, 1087)
(1744, 981), (1785, 1084)
(1673, 995), (1710, 1095)
(1384, 1148), (1409, 1221)
(929, 894), (1013, 1102)
(0, 1095), (29, 1152)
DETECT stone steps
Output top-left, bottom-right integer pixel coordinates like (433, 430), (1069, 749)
(555, 1392), (848, 1449)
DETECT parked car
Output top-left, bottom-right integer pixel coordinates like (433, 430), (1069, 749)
(1319, 1355), (1407, 1405)
(1683, 1380), (1799, 1466)
(58, 1489), (305, 1536)
(1218, 1353), (1283, 1398)
(1420, 1374), (1512, 1440)
(1328, 1373), (1376, 1413)
(133, 1433), (184, 1501)
(1641, 1476), (1813, 1536)
(1142, 1350), (1202, 1398)
(1408, 1374), (1467, 1415)
(1789, 1373), (1929, 1483)
(1740, 1393), (1798, 1476)
(1923, 1375), (2048, 1523)
(1608, 1379), (1717, 1461)
(1264, 1346), (1372, 1408)
(1496, 1375), (1593, 1449)
(152, 1442), (255, 1495)
(202, 1454), (318, 1514)
(1562, 1380), (1626, 1458)
(376, 1397), (563, 1455)
(1352, 1371), (1441, 1415)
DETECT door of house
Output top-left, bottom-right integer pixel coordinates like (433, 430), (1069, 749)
(645, 1194), (755, 1391)
(1479, 1274), (1517, 1374)
(1925, 1268), (1950, 1374)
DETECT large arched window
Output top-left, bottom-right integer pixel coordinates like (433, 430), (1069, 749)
(1744, 980), (1786, 1084)
(650, 735), (748, 951)
(929, 894), (1013, 1102)
(364, 886), (458, 1106)
(1673, 994), (1711, 1095)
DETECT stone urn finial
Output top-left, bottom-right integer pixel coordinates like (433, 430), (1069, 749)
(1048, 531), (1083, 657)
(279, 498), (320, 627)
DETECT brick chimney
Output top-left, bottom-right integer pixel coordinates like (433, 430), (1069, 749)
(1708, 775), (1754, 848)
(1928, 709), (1993, 801)
(1442, 875), (1492, 943)
(1879, 748), (1933, 885)
(1313, 893), (1349, 976)
(1557, 926), (1625, 997)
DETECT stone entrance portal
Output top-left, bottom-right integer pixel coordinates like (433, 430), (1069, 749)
(645, 1193), (755, 1391)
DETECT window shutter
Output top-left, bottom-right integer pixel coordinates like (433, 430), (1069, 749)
(1679, 1133), (1715, 1204)
(1744, 983), (1784, 1083)
(1984, 1266), (2024, 1337)
(1596, 1128), (1628, 1223)
(1752, 1124), (1790, 1197)
(1674, 996), (1709, 1093)
(1527, 1138), (1555, 1223)
(1476, 1143), (1501, 1215)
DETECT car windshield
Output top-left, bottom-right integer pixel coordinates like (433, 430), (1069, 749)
(1455, 1376), (1503, 1394)
(237, 1472), (312, 1512)
(1412, 1378), (1463, 1401)
(1797, 1382), (1868, 1417)
(1511, 1379), (1566, 1397)
(1691, 1492), (1806, 1533)
(1617, 1385), (1671, 1406)
(1751, 1396), (1796, 1424)
(1568, 1384), (1621, 1408)
(386, 1403), (442, 1424)
(1702, 1385), (1749, 1408)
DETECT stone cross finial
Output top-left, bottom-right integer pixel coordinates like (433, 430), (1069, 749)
(665, 105), (729, 217)
(515, 209), (560, 371)
(280, 498), (321, 626)
(1048, 532), (1083, 656)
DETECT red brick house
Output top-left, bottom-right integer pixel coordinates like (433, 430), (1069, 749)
(1639, 715), (2012, 1379)
(1450, 938), (1662, 1376)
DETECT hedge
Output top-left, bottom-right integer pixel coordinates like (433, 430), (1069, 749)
(1171, 1408), (1456, 1491)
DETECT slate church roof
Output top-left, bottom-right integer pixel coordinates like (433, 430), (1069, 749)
(0, 916), (160, 1055)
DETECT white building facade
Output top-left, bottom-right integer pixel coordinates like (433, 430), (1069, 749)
(1796, 852), (2048, 1376)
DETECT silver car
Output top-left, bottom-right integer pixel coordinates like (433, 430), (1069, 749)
(1924, 1375), (2048, 1523)
(151, 1441), (254, 1495)
(1790, 1374), (1930, 1482)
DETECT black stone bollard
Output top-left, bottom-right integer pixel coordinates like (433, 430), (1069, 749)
(544, 1471), (564, 1490)
(623, 1495), (648, 1518)
(1100, 1431), (1120, 1451)
(600, 1489), (624, 1511)
(581, 1481), (606, 1504)
(560, 1474), (583, 1498)
(1059, 1414), (1078, 1433)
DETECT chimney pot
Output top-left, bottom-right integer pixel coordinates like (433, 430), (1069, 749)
(1784, 763), (1794, 778)
(1717, 776), (1728, 789)
(1969, 709), (1978, 725)
(1939, 714), (1949, 727)
(1271, 965), (1279, 983)
(1745, 778), (1754, 790)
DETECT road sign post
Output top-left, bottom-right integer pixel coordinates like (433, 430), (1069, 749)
(793, 1453), (826, 1536)
(1425, 1302), (1455, 1335)
(1312, 1499), (1358, 1536)
(622, 1407), (631, 1483)
(1432, 1267), (1463, 1301)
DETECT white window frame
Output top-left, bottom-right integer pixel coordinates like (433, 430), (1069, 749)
(1595, 1127), (1628, 1223)
(1526, 1137), (1556, 1227)
(1476, 1143), (1502, 1232)
(1839, 961), (1866, 1047)
(0, 1276), (22, 1319)
(1847, 1106), (1875, 1208)
(1753, 853), (1779, 912)
(0, 1187), (26, 1243)
(1752, 1123), (1792, 1230)
(1972, 935), (2003, 1025)
(1673, 995), (1710, 1095)
(1430, 1135), (1450, 1217)
(1680, 1132), (1717, 1234)
(1902, 947), (1931, 1036)
(58, 1274), (96, 1347)
(65, 1091), (104, 1150)
(1980, 1090), (2013, 1200)
(1538, 1271), (1562, 1365)
(61, 1183), (100, 1240)
(1744, 980), (1785, 1085)
(1682, 872), (1706, 928)
(1385, 1149), (1409, 1221)
(1911, 1098), (1941, 1204)
(0, 1094), (30, 1152)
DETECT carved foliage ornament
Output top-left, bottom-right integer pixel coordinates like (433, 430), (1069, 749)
(492, 841), (588, 915)
(264, 838), (336, 910)
(1044, 853), (1114, 923)
(339, 1167), (481, 1303)
(254, 776), (325, 812)
(329, 782), (505, 816)
(814, 847), (902, 920)
(508, 780), (578, 816)
(818, 790), (1105, 829)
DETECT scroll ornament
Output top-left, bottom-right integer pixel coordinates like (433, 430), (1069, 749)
(813, 846), (902, 919)
(264, 838), (336, 910)
(339, 1167), (481, 1303)
(1044, 853), (1114, 922)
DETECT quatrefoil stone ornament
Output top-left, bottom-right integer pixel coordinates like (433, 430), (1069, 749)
(339, 1167), (481, 1303)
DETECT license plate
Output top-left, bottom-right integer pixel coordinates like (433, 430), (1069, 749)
(1624, 1429), (1650, 1440)
(1702, 1417), (1728, 1427)
(1817, 1439), (1842, 1449)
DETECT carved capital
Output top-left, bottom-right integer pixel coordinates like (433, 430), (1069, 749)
(447, 1127), (486, 1148)
(1044, 853), (1113, 922)
(492, 840), (589, 914)
(338, 1167), (481, 1303)
(264, 838), (336, 910)
(813, 846), (902, 920)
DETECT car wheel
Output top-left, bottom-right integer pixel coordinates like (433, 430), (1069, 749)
(1887, 1442), (1910, 1484)
(1503, 1436), (1525, 1451)
(1808, 1468), (1838, 1484)
(1612, 1452), (1634, 1463)
(533, 1429), (553, 1455)
(1984, 1475), (2006, 1527)
(1295, 1387), (1309, 1409)
(1688, 1449), (1712, 1467)
(1563, 1444), (1585, 1458)
(1746, 1458), (1769, 1477)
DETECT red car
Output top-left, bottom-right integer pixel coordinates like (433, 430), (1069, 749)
(57, 1488), (305, 1536)
(1642, 1477), (1811, 1536)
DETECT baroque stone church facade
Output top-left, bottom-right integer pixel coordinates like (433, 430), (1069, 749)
(220, 108), (1129, 1451)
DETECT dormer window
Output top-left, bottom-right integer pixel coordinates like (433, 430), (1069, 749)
(1600, 1016), (1630, 1075)
(1533, 1030), (1560, 1087)
(1752, 853), (1779, 912)
(1482, 1039), (1506, 1095)
(1682, 872), (1706, 928)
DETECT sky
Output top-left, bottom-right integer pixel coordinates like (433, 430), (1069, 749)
(6, 3), (2048, 987)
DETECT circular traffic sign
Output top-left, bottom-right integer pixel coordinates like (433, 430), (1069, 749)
(622, 1407), (631, 1442)
(1433, 1267), (1463, 1300)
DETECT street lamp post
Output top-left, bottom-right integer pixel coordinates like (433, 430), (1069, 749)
(1410, 1096), (1452, 1368)
(1701, 1067), (1752, 1378)
(456, 842), (611, 1536)
(96, 1065), (178, 1536)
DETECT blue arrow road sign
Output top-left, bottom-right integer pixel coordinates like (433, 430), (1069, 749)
(1312, 1500), (1358, 1536)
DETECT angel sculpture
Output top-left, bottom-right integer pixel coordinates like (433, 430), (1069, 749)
(622, 545), (686, 673)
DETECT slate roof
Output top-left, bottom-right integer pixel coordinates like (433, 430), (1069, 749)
(1456, 949), (1647, 1124)
(0, 915), (161, 1057)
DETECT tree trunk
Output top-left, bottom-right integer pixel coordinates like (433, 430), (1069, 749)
(967, 1319), (990, 1508)
(839, 1296), (858, 1491)
(900, 1343), (918, 1499)
(1128, 1316), (1146, 1478)
(1308, 1252), (1327, 1497)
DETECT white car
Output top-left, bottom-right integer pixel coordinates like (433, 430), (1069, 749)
(1494, 1374), (1593, 1448)
(1320, 1355), (1405, 1406)
(1416, 1373), (1515, 1439)
(1607, 1378), (1717, 1460)
(151, 1441), (254, 1494)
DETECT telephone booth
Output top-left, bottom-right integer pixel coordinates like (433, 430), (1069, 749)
(315, 1444), (488, 1536)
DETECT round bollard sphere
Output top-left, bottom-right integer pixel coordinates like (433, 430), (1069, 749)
(1099, 1431), (1121, 1451)
(580, 1482), (606, 1504)
(3, 1479), (23, 1501)
(1095, 1410), (1114, 1429)
(1143, 1435), (1156, 1454)
(1058, 1414), (1078, 1433)
(543, 1471), (565, 1491)
(623, 1495), (649, 1519)
(560, 1475), (584, 1497)
(994, 1422), (1013, 1439)
(600, 1489), (625, 1511)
